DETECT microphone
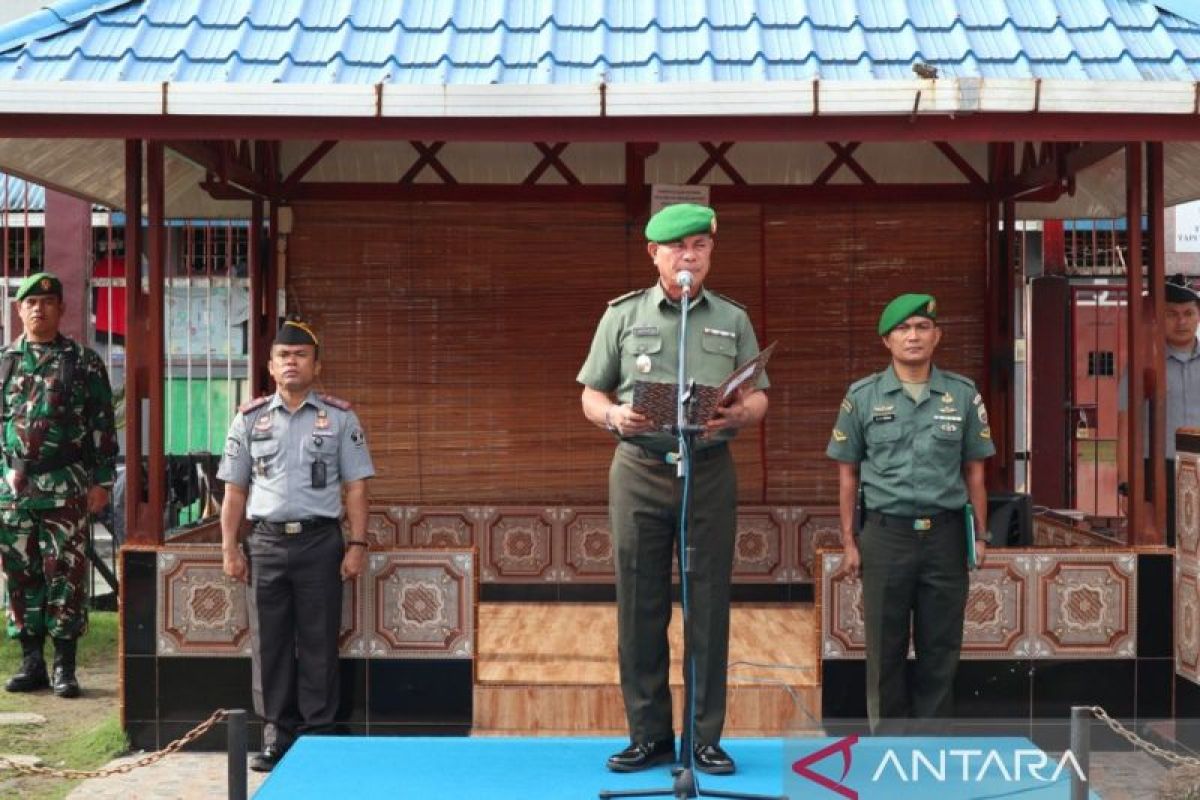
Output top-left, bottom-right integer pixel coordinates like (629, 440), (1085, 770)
(675, 271), (694, 295)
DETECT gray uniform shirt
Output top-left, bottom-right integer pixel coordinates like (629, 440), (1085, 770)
(217, 391), (375, 521)
(1118, 335), (1200, 458)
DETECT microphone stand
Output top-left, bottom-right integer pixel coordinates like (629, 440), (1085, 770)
(600, 278), (783, 800)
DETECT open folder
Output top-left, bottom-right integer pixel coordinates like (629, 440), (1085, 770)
(631, 342), (776, 431)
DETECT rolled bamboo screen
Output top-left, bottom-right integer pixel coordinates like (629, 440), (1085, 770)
(287, 201), (986, 505)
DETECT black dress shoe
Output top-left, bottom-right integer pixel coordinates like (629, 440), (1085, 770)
(606, 738), (676, 772)
(249, 744), (289, 773)
(693, 743), (735, 775)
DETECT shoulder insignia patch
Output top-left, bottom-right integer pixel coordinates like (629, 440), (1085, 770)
(832, 429), (848, 443)
(840, 397), (853, 414)
(942, 370), (978, 390)
(608, 288), (647, 306)
(707, 290), (746, 311)
(980, 426), (992, 439)
(319, 393), (352, 410)
(238, 395), (270, 415)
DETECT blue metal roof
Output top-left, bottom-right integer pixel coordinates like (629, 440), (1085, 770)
(0, 176), (44, 212)
(0, 0), (1198, 84)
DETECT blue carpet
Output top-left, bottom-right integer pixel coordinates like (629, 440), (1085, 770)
(254, 736), (1102, 799)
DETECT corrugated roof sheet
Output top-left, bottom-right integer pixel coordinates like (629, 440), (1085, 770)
(0, 176), (44, 211)
(0, 0), (1197, 83)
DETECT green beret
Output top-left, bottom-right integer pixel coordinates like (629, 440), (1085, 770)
(878, 293), (937, 336)
(645, 203), (717, 243)
(273, 319), (319, 348)
(1166, 274), (1199, 304)
(15, 272), (62, 302)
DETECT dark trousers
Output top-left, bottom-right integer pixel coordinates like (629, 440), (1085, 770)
(247, 523), (344, 749)
(859, 514), (969, 733)
(609, 442), (736, 748)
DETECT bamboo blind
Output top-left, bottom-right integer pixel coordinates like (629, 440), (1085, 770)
(287, 201), (985, 505)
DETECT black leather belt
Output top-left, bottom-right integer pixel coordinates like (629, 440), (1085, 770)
(253, 517), (339, 536)
(618, 441), (729, 465)
(865, 509), (959, 532)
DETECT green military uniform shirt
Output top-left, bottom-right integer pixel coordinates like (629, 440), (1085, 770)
(0, 334), (118, 510)
(826, 365), (994, 515)
(577, 282), (769, 452)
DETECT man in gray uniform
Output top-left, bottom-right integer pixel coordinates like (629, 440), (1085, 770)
(219, 319), (374, 772)
(1119, 275), (1200, 545)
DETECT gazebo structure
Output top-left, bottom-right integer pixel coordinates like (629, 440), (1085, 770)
(0, 0), (1194, 750)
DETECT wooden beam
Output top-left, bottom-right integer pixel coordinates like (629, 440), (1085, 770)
(933, 141), (986, 185)
(122, 139), (150, 546)
(167, 140), (270, 197)
(145, 141), (166, 545)
(1148, 141), (1168, 541)
(1000, 141), (1123, 198)
(280, 140), (338, 195)
(1126, 141), (1148, 544)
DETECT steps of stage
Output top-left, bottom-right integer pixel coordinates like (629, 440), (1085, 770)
(473, 603), (819, 736)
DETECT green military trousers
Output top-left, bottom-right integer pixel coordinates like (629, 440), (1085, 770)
(859, 513), (969, 732)
(609, 441), (736, 748)
(0, 496), (90, 640)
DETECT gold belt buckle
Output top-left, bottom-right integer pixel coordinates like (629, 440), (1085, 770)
(284, 521), (303, 535)
(913, 518), (932, 531)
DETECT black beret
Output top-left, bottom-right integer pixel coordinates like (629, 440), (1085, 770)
(1166, 275), (1200, 304)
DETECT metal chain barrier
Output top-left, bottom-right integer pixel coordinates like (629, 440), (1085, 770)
(0, 708), (230, 780)
(1088, 705), (1200, 768)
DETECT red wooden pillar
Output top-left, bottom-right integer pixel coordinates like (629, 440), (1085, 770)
(266, 200), (279, 336)
(123, 140), (148, 545)
(1147, 142), (1168, 540)
(1125, 142), (1150, 544)
(146, 142), (166, 544)
(248, 197), (265, 396)
(1029, 275), (1071, 507)
(985, 142), (1015, 491)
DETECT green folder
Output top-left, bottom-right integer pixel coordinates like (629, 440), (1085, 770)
(965, 502), (977, 570)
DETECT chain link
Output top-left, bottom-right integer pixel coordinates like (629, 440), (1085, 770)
(1087, 705), (1200, 768)
(0, 708), (231, 780)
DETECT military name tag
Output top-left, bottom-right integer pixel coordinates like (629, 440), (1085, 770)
(703, 327), (736, 339)
(631, 326), (658, 336)
(933, 414), (963, 422)
(872, 414), (895, 423)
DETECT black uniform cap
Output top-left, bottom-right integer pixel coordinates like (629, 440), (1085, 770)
(1167, 274), (1200, 304)
(273, 318), (319, 348)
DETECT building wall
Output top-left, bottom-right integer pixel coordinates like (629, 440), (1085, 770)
(287, 200), (987, 506)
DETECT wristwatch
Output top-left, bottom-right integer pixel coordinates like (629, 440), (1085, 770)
(347, 540), (368, 549)
(604, 405), (619, 434)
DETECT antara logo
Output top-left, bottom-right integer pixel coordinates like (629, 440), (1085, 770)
(790, 735), (1087, 798)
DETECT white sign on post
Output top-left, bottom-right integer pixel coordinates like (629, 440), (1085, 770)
(650, 184), (711, 216)
(1176, 201), (1200, 252)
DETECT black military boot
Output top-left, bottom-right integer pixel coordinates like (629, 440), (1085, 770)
(5, 633), (48, 693)
(50, 638), (80, 698)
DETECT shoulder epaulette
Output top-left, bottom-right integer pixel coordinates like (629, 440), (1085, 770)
(607, 288), (647, 306)
(319, 393), (352, 410)
(706, 290), (746, 311)
(849, 373), (882, 394)
(238, 395), (270, 415)
(941, 370), (978, 390)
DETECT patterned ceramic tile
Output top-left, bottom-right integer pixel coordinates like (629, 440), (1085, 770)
(345, 509), (402, 548)
(339, 574), (366, 657)
(402, 507), (479, 548)
(562, 507), (615, 582)
(1032, 514), (1115, 548)
(733, 509), (788, 582)
(961, 559), (1029, 657)
(821, 550), (1138, 661)
(157, 550), (251, 657)
(798, 508), (841, 583)
(1037, 555), (1136, 657)
(1179, 454), (1200, 561)
(366, 550), (475, 659)
(480, 507), (555, 582)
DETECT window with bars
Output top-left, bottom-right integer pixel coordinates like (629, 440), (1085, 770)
(1087, 350), (1116, 377)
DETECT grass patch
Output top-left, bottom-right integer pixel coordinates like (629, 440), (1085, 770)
(0, 611), (126, 800)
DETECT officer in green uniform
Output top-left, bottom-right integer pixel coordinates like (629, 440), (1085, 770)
(578, 204), (769, 775)
(826, 293), (993, 732)
(219, 319), (374, 772)
(0, 272), (118, 698)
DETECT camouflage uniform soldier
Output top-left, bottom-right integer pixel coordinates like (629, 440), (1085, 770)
(0, 272), (118, 698)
